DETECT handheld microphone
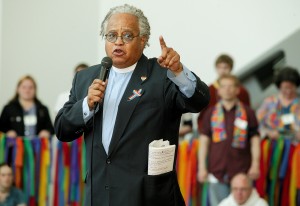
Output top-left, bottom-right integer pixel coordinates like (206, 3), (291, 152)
(98, 56), (113, 81)
(94, 57), (113, 108)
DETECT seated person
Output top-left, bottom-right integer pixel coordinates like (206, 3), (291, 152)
(0, 163), (26, 206)
(219, 173), (268, 206)
(179, 113), (193, 139)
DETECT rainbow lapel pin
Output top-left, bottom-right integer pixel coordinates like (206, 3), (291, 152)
(128, 89), (143, 101)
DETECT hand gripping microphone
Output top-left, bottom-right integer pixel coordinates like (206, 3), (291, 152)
(94, 57), (113, 108)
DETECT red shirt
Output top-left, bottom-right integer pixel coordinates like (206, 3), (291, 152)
(200, 103), (259, 182)
(198, 83), (250, 130)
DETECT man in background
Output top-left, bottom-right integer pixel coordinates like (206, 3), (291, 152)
(197, 74), (260, 206)
(219, 173), (268, 206)
(0, 163), (26, 206)
(54, 63), (88, 113)
(197, 54), (250, 129)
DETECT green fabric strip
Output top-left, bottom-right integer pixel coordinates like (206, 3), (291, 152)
(24, 139), (35, 196)
(0, 133), (6, 163)
(201, 182), (208, 206)
(269, 137), (284, 206)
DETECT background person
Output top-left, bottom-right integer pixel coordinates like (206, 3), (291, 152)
(0, 75), (54, 138)
(54, 63), (89, 113)
(257, 66), (300, 141)
(0, 163), (27, 206)
(197, 54), (250, 130)
(218, 173), (268, 206)
(197, 74), (260, 206)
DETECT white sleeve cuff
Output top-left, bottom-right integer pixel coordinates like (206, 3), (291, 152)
(167, 65), (197, 98)
(82, 96), (99, 123)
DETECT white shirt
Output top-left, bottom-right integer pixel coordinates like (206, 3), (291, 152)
(218, 189), (269, 206)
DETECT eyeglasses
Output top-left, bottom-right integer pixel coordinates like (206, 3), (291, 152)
(105, 31), (140, 43)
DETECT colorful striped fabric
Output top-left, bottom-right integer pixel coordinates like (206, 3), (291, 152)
(1, 133), (299, 206)
(177, 138), (205, 206)
(0, 132), (5, 163)
(0, 135), (86, 206)
(176, 137), (300, 206)
(211, 101), (248, 148)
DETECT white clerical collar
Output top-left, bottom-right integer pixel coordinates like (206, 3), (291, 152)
(112, 63), (137, 73)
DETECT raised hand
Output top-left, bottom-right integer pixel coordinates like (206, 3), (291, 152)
(157, 36), (183, 75)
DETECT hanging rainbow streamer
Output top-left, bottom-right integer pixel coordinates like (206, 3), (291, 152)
(177, 140), (188, 200)
(177, 138), (203, 206)
(0, 132), (6, 163)
(15, 138), (23, 188)
(176, 137), (300, 206)
(1, 135), (86, 206)
(23, 138), (36, 205)
(38, 138), (50, 205)
(290, 144), (300, 206)
(2, 133), (299, 205)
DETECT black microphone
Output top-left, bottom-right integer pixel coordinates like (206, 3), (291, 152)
(98, 56), (113, 81)
(94, 57), (113, 108)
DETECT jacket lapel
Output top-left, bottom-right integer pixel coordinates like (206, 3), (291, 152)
(108, 55), (150, 156)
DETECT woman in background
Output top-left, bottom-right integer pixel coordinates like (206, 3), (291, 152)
(256, 67), (300, 141)
(0, 75), (54, 138)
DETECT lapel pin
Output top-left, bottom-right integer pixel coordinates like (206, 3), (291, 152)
(128, 89), (143, 101)
(141, 76), (147, 81)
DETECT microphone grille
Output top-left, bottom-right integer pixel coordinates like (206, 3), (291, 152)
(101, 57), (113, 68)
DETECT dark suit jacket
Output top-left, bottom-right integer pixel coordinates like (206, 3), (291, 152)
(0, 99), (54, 136)
(55, 54), (209, 206)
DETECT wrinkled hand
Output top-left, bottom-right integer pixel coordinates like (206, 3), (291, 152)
(6, 130), (17, 138)
(197, 168), (208, 183)
(295, 131), (300, 141)
(248, 164), (260, 180)
(38, 130), (51, 138)
(87, 79), (107, 110)
(267, 130), (280, 139)
(157, 36), (182, 76)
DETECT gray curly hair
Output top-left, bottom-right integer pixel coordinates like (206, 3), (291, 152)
(100, 4), (151, 47)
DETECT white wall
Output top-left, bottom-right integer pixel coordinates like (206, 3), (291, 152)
(0, 1), (2, 91)
(0, 0), (100, 120)
(1, 0), (300, 121)
(98, 0), (300, 83)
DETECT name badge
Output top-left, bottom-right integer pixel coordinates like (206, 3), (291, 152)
(208, 173), (219, 184)
(24, 115), (37, 126)
(234, 118), (248, 129)
(281, 113), (295, 125)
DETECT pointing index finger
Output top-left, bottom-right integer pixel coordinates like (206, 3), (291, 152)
(159, 35), (167, 50)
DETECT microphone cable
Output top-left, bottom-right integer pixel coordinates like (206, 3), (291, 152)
(90, 106), (97, 206)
